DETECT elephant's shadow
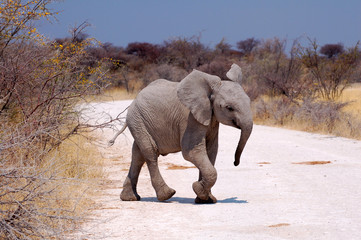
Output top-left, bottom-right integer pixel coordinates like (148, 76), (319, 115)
(141, 197), (248, 204)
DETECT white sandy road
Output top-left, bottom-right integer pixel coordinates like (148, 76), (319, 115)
(77, 100), (361, 240)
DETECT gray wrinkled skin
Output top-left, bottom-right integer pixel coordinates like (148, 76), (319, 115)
(115, 64), (253, 203)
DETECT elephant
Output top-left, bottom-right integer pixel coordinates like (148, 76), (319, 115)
(109, 63), (253, 204)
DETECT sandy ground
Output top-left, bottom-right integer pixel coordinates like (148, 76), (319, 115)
(78, 100), (361, 240)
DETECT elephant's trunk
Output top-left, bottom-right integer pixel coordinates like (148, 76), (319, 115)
(234, 121), (253, 166)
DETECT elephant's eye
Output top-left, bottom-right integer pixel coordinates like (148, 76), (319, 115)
(226, 105), (234, 112)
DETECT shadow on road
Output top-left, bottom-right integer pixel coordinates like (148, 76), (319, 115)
(140, 196), (248, 204)
(218, 197), (248, 204)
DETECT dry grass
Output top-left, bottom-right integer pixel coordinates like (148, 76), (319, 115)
(86, 88), (137, 102)
(252, 84), (361, 140)
(18, 135), (104, 239)
(1, 134), (105, 238)
(105, 88), (138, 100)
(50, 134), (104, 180)
(338, 83), (361, 116)
(42, 133), (105, 214)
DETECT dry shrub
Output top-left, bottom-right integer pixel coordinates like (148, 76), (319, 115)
(141, 63), (188, 84)
(253, 97), (361, 139)
(294, 99), (348, 132)
(125, 42), (161, 63)
(0, 134), (104, 239)
(197, 56), (232, 79)
(252, 96), (296, 125)
(0, 2), (108, 238)
(48, 134), (104, 180)
(247, 38), (361, 139)
(334, 113), (361, 139)
(154, 64), (188, 82)
(160, 36), (213, 71)
(114, 63), (188, 91)
(244, 38), (311, 101)
(294, 99), (361, 139)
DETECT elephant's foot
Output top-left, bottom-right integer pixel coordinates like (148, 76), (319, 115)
(192, 181), (209, 200)
(120, 177), (140, 201)
(156, 185), (176, 201)
(195, 193), (217, 204)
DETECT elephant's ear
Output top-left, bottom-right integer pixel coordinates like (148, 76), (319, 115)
(177, 70), (221, 126)
(226, 63), (242, 84)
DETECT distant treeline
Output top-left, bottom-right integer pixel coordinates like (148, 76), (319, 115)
(57, 34), (361, 101)
(56, 32), (361, 139)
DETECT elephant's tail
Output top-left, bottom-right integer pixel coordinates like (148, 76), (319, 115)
(108, 122), (128, 147)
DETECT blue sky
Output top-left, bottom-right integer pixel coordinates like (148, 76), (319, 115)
(38, 0), (361, 49)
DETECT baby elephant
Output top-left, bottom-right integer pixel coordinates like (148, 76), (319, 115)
(109, 64), (253, 203)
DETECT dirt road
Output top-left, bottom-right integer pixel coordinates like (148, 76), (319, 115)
(79, 100), (361, 240)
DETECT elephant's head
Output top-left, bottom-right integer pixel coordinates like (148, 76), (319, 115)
(177, 64), (253, 166)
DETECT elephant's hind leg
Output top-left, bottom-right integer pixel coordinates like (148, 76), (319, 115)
(120, 143), (145, 201)
(146, 160), (176, 201)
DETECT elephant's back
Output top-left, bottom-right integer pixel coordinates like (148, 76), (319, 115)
(134, 79), (180, 111)
(127, 79), (188, 155)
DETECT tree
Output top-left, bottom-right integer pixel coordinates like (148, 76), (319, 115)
(125, 42), (161, 63)
(300, 40), (359, 100)
(215, 38), (232, 55)
(236, 37), (260, 55)
(320, 43), (344, 59)
(160, 36), (212, 71)
(248, 38), (307, 101)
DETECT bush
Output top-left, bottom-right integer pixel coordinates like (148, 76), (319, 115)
(243, 38), (310, 101)
(160, 36), (213, 71)
(252, 95), (361, 139)
(252, 97), (296, 125)
(126, 42), (161, 63)
(197, 56), (232, 79)
(0, 1), (107, 238)
(154, 64), (188, 82)
(295, 99), (349, 132)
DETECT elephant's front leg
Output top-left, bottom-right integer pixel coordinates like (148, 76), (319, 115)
(182, 145), (218, 202)
(181, 116), (218, 203)
(193, 170), (218, 204)
(195, 138), (219, 204)
(191, 156), (217, 202)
